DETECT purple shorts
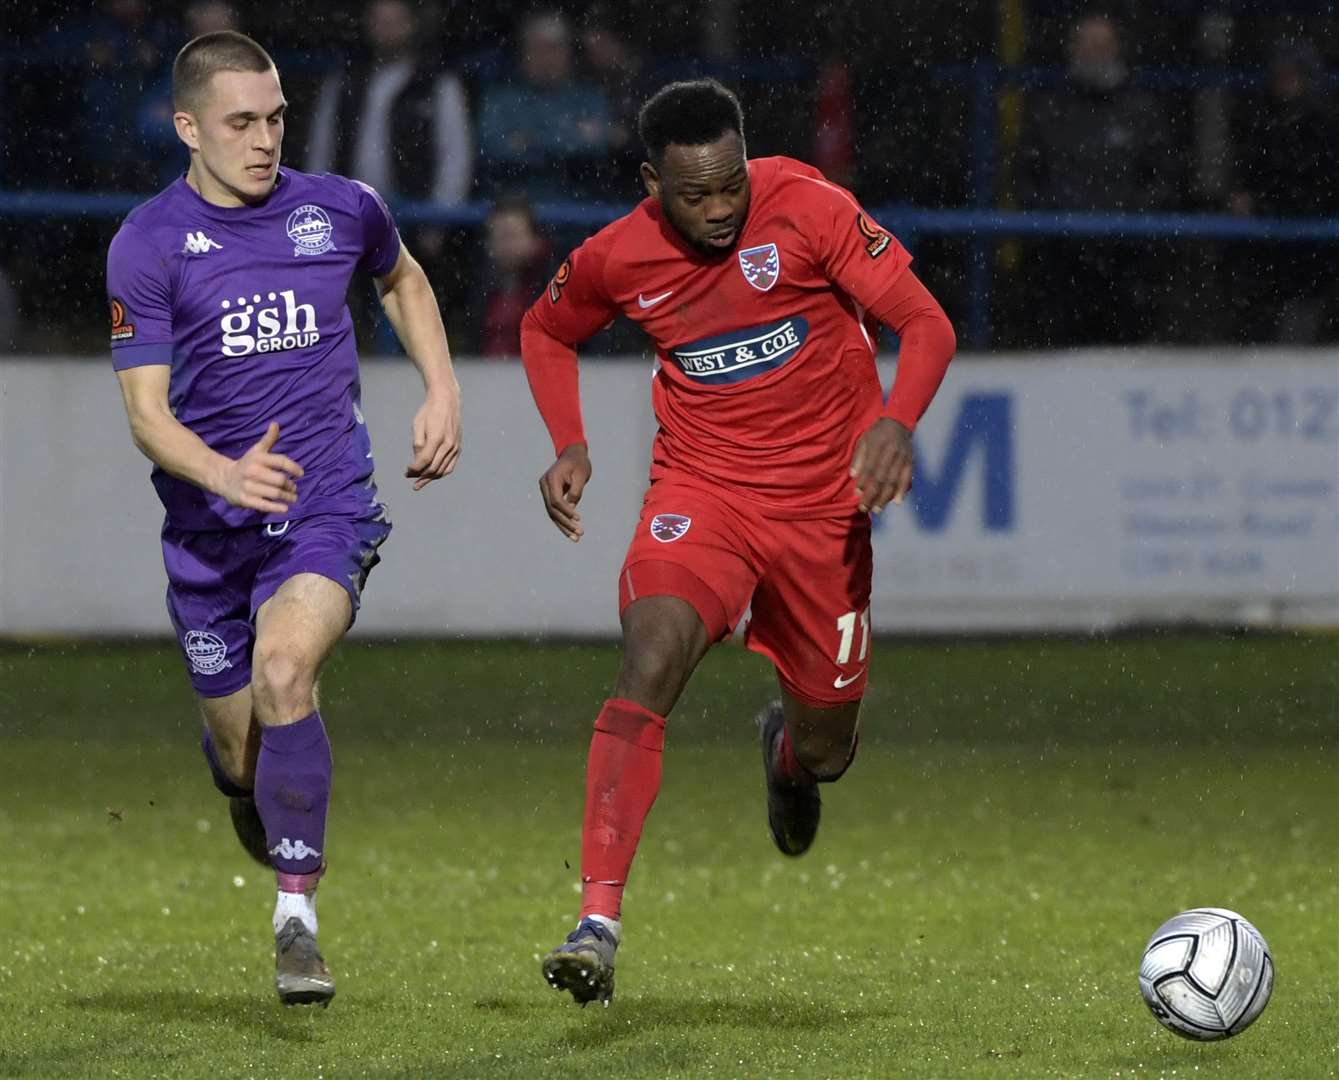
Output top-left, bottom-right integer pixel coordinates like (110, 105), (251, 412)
(161, 510), (391, 697)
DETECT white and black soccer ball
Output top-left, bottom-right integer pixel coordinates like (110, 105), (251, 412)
(1138, 907), (1274, 1040)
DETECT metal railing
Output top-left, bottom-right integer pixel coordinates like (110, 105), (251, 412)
(3, 191), (1336, 348)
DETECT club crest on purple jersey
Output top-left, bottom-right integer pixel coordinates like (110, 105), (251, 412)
(650, 514), (692, 543)
(184, 630), (231, 676)
(737, 243), (780, 292)
(287, 204), (335, 256)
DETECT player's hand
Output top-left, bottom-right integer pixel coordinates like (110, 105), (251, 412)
(850, 417), (914, 514)
(219, 421), (304, 513)
(406, 382), (462, 491)
(539, 443), (591, 542)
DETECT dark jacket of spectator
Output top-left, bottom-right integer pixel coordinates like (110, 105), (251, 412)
(305, 0), (471, 204)
(1020, 84), (1174, 212)
(477, 11), (611, 200)
(1232, 45), (1339, 219)
(1019, 16), (1175, 212)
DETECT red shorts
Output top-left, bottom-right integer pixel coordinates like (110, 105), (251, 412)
(618, 476), (873, 707)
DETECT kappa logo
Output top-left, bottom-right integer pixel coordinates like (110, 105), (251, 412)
(182, 230), (222, 254)
(650, 514), (692, 543)
(856, 213), (891, 258)
(738, 243), (780, 292)
(109, 297), (135, 342)
(269, 838), (322, 861)
(184, 630), (231, 676)
(286, 204), (335, 256)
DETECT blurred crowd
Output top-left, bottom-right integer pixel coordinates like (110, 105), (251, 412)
(1, 0), (1336, 354)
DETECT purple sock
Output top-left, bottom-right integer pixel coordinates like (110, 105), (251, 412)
(254, 711), (332, 876)
(201, 728), (251, 798)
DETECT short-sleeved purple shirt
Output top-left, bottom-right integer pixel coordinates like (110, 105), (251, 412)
(106, 168), (401, 531)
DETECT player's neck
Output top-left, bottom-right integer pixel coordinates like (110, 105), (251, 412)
(185, 162), (275, 209)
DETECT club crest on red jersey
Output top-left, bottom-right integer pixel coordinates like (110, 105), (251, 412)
(737, 243), (780, 292)
(650, 514), (692, 543)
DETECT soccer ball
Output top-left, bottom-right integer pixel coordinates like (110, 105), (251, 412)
(1138, 907), (1274, 1040)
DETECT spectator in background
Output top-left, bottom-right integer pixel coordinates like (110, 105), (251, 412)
(306, 0), (472, 206)
(474, 197), (551, 358)
(477, 11), (611, 201)
(138, 1), (239, 190)
(579, 5), (651, 198)
(1228, 39), (1339, 342)
(41, 0), (174, 189)
(1018, 12), (1176, 345)
(304, 0), (474, 351)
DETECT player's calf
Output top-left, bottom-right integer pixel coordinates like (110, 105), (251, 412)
(202, 726), (252, 797)
(201, 728), (271, 867)
(782, 694), (861, 781)
(791, 727), (860, 782)
(757, 701), (822, 856)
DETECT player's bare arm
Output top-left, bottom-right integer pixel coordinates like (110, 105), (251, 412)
(116, 365), (303, 514)
(375, 246), (462, 491)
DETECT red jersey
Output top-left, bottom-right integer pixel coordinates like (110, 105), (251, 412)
(526, 156), (923, 517)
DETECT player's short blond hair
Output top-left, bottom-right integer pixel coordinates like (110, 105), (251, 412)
(172, 30), (275, 112)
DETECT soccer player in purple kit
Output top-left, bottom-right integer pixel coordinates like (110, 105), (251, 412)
(106, 31), (461, 1006)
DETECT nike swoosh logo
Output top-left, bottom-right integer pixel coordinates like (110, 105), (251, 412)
(833, 669), (865, 690)
(637, 290), (674, 309)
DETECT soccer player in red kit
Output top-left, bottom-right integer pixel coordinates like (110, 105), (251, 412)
(521, 79), (956, 1006)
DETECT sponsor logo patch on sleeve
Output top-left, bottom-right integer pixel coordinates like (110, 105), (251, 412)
(109, 297), (135, 342)
(856, 213), (891, 259)
(548, 258), (572, 303)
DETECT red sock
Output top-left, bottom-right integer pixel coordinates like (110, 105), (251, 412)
(773, 723), (817, 786)
(579, 698), (667, 921)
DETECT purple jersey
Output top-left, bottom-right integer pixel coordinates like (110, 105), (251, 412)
(106, 168), (402, 531)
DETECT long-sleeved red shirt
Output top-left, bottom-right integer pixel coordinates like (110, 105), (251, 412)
(522, 156), (955, 516)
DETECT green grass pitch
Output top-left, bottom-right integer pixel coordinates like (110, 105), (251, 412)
(0, 634), (1335, 1078)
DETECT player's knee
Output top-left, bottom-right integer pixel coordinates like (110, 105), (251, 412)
(616, 640), (686, 707)
(616, 626), (697, 711)
(250, 644), (315, 717)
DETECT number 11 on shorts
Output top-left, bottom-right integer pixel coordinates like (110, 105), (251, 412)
(835, 607), (871, 665)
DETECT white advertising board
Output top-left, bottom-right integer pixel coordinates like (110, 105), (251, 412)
(869, 349), (1338, 629)
(1, 350), (1334, 636)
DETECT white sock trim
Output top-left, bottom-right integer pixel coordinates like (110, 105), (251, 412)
(273, 889), (318, 937)
(585, 913), (621, 942)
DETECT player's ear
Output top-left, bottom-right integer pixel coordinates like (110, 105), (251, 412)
(173, 110), (201, 152)
(639, 161), (660, 201)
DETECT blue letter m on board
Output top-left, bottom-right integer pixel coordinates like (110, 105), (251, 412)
(911, 393), (1015, 532)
